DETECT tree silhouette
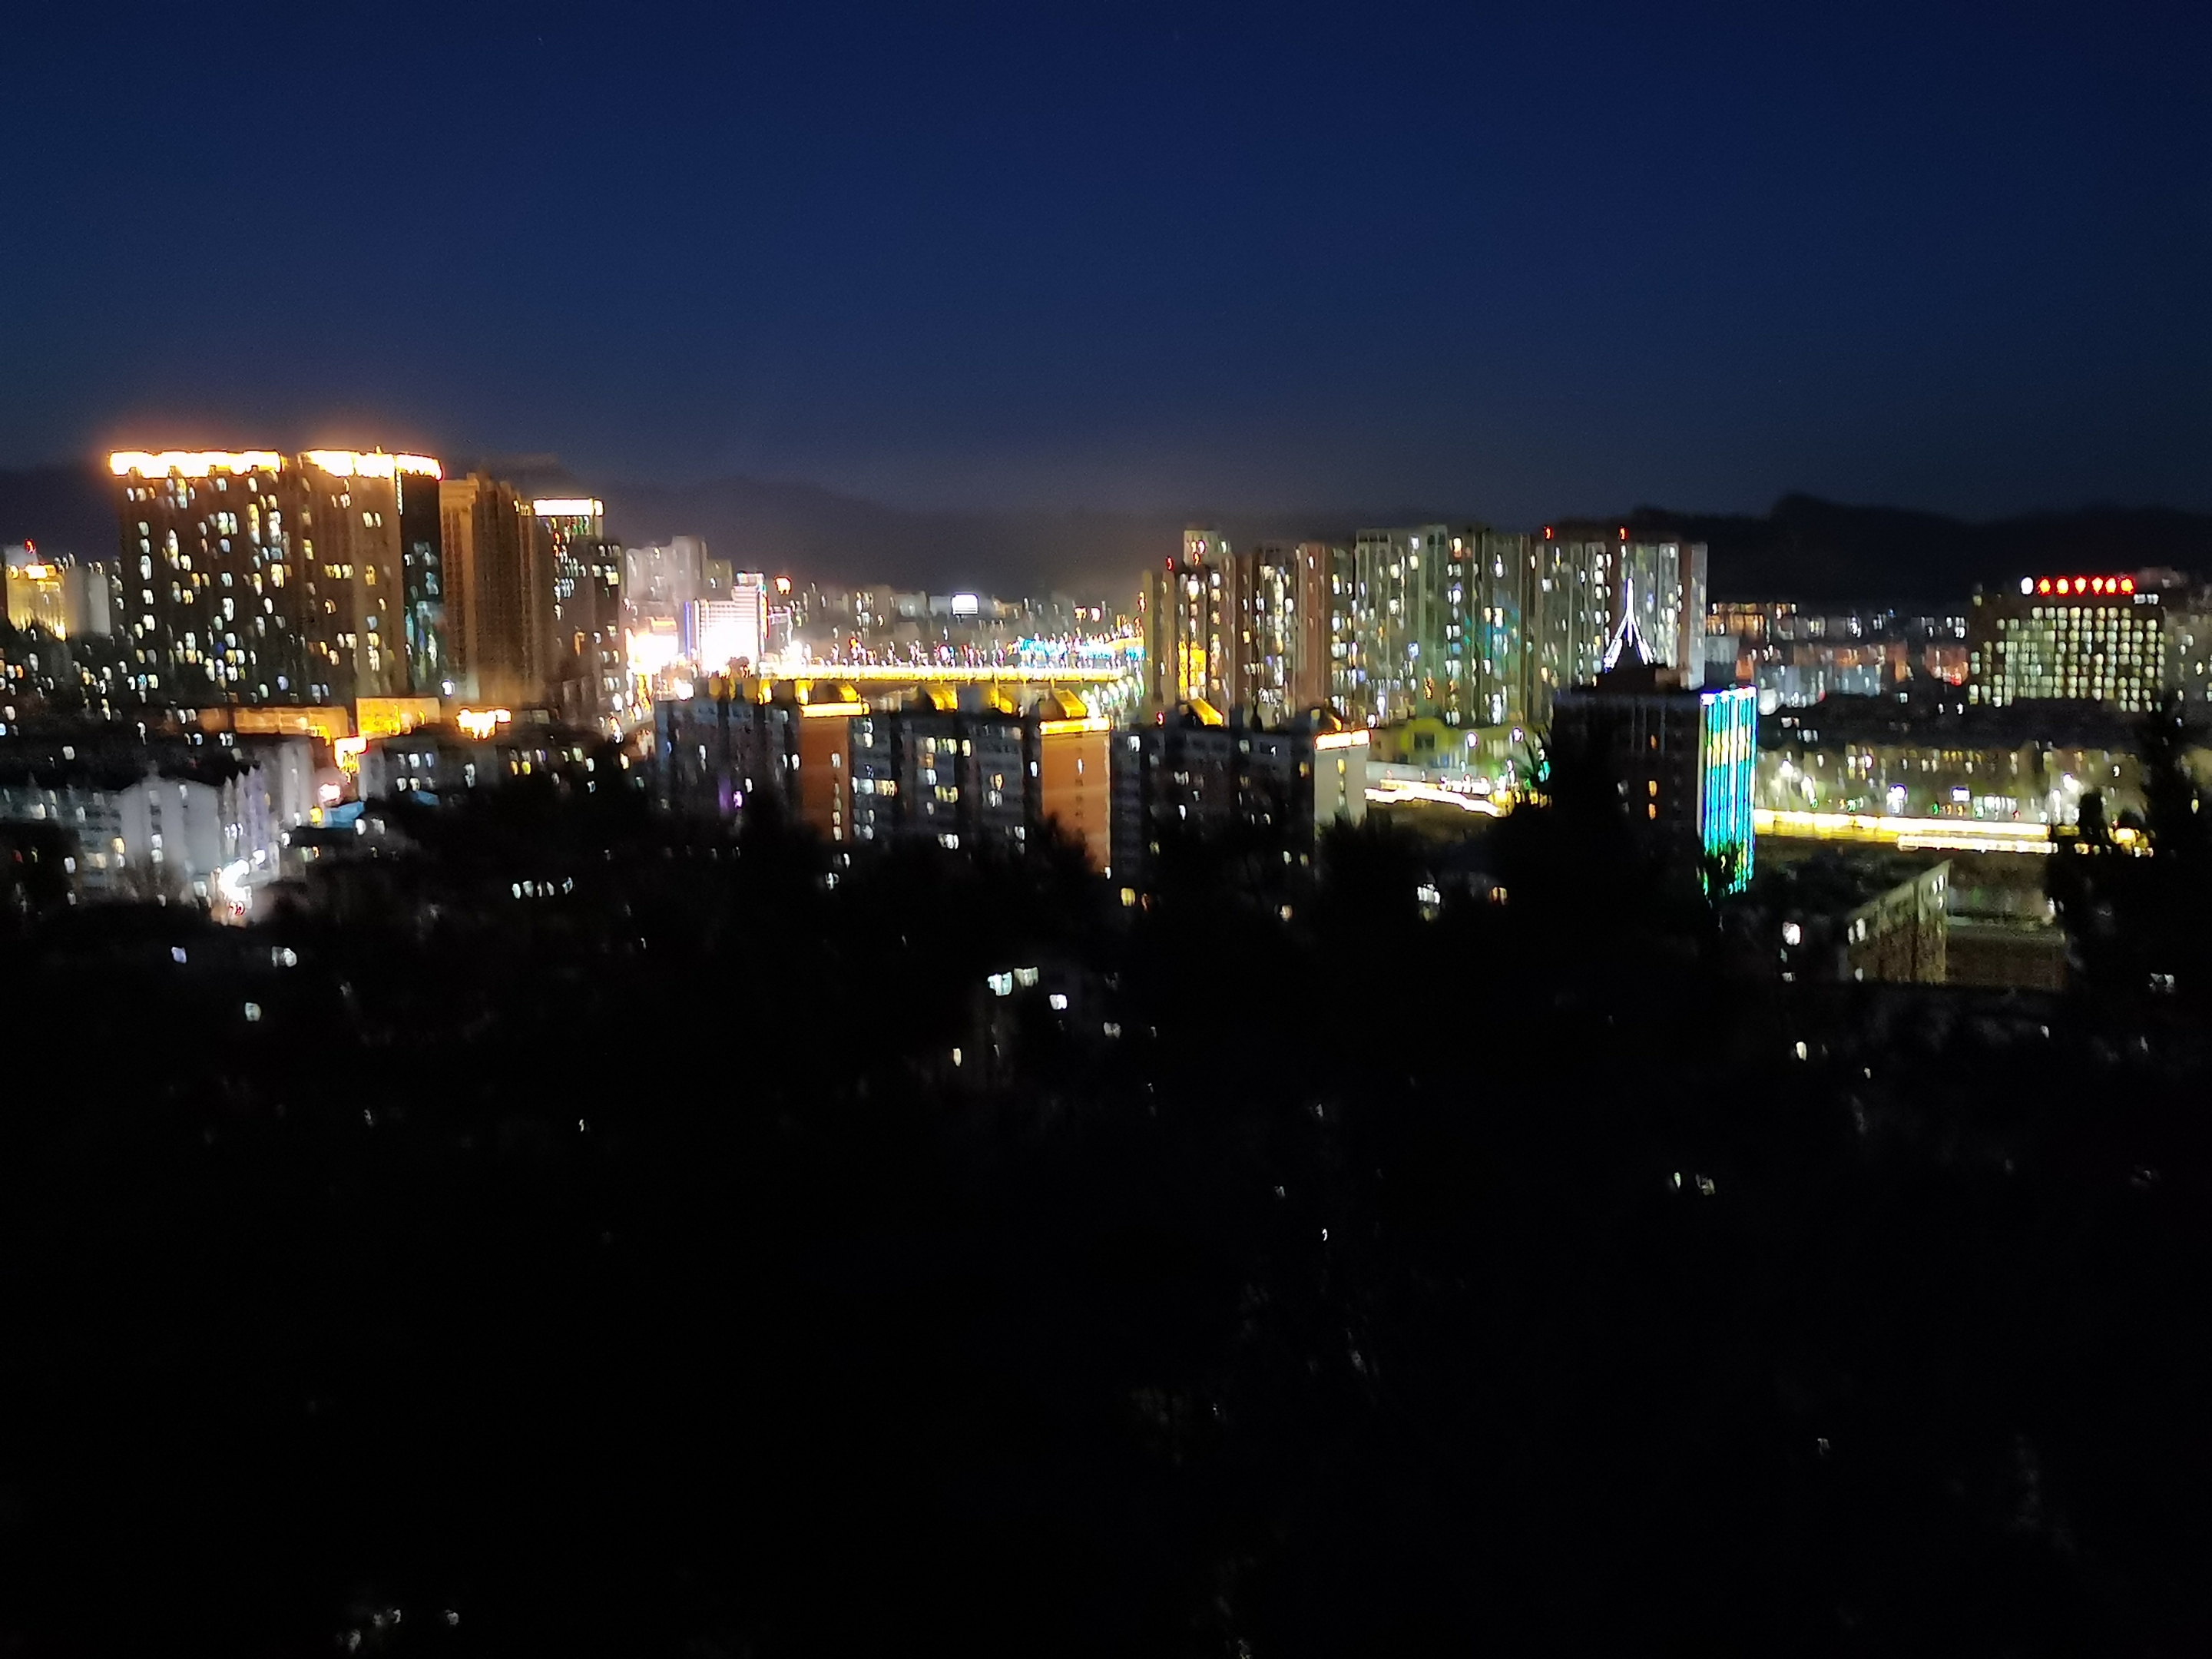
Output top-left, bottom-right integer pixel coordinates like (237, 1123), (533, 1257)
(0, 775), (2204, 1654)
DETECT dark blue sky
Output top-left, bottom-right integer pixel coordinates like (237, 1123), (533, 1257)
(6, 2), (2207, 525)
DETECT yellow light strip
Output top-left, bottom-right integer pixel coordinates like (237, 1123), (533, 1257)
(110, 449), (441, 479)
(1757, 809), (2049, 842)
(110, 449), (284, 477)
(1314, 730), (1371, 750)
(1894, 833), (2055, 856)
(1038, 717), (1112, 735)
(759, 664), (1128, 684)
(1366, 782), (1503, 815)
(798, 701), (866, 718)
(532, 498), (604, 518)
(302, 450), (442, 479)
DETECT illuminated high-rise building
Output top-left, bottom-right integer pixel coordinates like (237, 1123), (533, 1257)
(1523, 528), (1707, 729)
(1233, 544), (1296, 720)
(1526, 532), (1620, 730)
(1143, 525), (1230, 710)
(1968, 571), (2212, 713)
(396, 469), (448, 694)
(1146, 530), (1342, 724)
(544, 523), (625, 732)
(1343, 525), (1442, 724)
(110, 449), (442, 706)
(439, 472), (536, 703)
(1227, 541), (1335, 722)
(521, 498), (628, 727)
(531, 498), (602, 678)
(1286, 542), (1339, 713)
(291, 451), (424, 702)
(1462, 529), (1533, 729)
(1331, 525), (1528, 728)
(1428, 527), (1536, 730)
(1620, 538), (1708, 691)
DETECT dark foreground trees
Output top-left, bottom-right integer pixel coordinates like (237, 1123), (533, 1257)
(1, 784), (2207, 1654)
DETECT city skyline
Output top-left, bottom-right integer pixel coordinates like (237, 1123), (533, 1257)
(10, 455), (2211, 610)
(10, 8), (2212, 1652)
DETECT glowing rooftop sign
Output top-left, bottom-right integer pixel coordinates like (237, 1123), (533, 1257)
(2020, 575), (2136, 596)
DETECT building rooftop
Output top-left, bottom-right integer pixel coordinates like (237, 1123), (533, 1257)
(1766, 696), (2147, 750)
(0, 736), (262, 792)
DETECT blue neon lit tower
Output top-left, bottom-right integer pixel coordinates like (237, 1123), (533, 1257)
(1551, 604), (1757, 892)
(1698, 684), (1757, 891)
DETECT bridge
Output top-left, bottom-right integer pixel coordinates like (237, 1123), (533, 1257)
(757, 661), (1135, 686)
(1755, 809), (2056, 856)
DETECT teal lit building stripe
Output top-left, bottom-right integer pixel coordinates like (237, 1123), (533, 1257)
(1698, 684), (1757, 892)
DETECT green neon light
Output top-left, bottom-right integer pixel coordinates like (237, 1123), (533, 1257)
(1699, 685), (1757, 892)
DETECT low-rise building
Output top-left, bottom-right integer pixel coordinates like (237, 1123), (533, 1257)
(1108, 706), (1368, 892)
(1844, 862), (1949, 984)
(357, 717), (620, 803)
(0, 731), (314, 905)
(658, 682), (1113, 862)
(1762, 849), (2063, 991)
(1758, 699), (2167, 826)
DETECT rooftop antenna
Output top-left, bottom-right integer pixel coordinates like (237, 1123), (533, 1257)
(1602, 575), (1654, 671)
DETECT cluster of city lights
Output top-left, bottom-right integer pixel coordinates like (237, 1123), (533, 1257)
(454, 708), (512, 740)
(2020, 575), (2136, 596)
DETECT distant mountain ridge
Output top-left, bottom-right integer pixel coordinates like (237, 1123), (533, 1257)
(5, 462), (2205, 608)
(1623, 493), (2212, 608)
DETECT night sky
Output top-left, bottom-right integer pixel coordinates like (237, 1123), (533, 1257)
(7, 2), (2207, 525)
